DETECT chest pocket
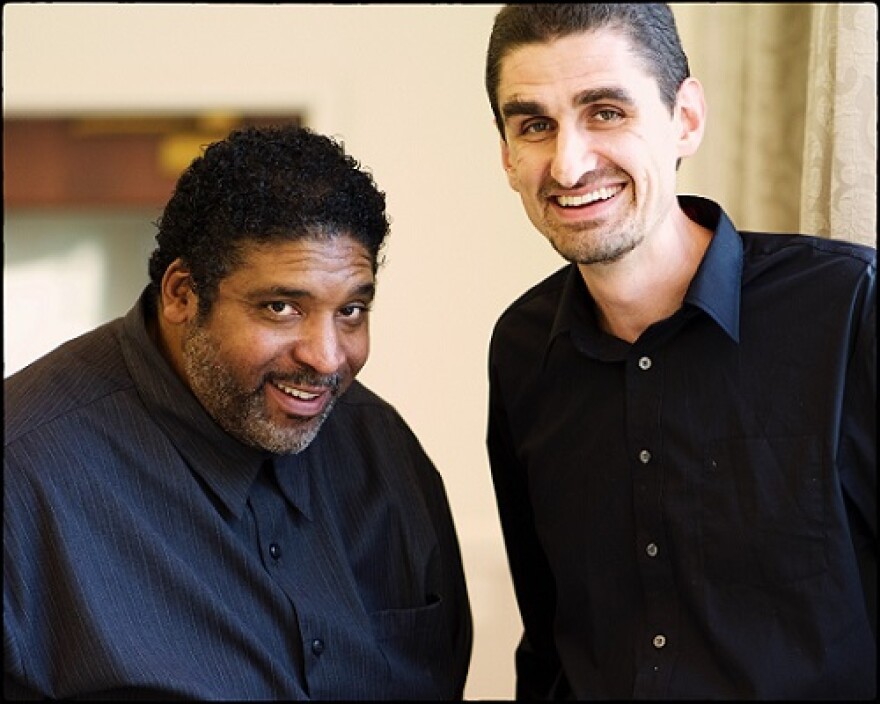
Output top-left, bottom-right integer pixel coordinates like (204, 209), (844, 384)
(369, 595), (455, 700)
(699, 435), (826, 586)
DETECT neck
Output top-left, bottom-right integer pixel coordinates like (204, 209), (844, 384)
(578, 207), (712, 343)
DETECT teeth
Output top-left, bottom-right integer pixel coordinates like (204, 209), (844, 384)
(557, 185), (622, 207)
(274, 382), (319, 400)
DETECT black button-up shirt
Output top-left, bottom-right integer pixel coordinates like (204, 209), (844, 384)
(5, 291), (472, 700)
(487, 196), (876, 699)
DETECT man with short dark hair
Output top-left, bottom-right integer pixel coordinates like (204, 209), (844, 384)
(484, 4), (876, 699)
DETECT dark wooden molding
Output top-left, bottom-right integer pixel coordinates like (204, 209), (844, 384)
(3, 114), (303, 209)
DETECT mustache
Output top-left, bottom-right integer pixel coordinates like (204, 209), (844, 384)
(265, 370), (341, 393)
(541, 167), (626, 196)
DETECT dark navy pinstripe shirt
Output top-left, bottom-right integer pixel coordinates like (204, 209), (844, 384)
(4, 292), (472, 700)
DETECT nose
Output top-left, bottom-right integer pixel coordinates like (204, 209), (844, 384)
(294, 317), (346, 376)
(550, 125), (599, 189)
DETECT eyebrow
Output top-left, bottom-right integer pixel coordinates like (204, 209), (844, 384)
(574, 86), (635, 107)
(501, 86), (636, 121)
(501, 98), (544, 121)
(254, 282), (377, 301)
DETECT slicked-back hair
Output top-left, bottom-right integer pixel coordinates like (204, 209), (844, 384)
(485, 3), (690, 139)
(148, 124), (390, 317)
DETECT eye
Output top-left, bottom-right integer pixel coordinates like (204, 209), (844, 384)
(593, 107), (624, 123)
(266, 301), (297, 317)
(520, 118), (554, 138)
(523, 119), (551, 134)
(338, 304), (370, 322)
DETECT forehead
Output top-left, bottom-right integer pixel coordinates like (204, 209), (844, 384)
(224, 235), (375, 291)
(498, 29), (653, 105)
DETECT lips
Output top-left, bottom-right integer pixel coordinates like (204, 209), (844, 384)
(554, 184), (624, 207)
(267, 379), (333, 418)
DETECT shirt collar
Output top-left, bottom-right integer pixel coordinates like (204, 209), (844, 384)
(680, 195), (742, 342)
(272, 452), (314, 522)
(119, 289), (275, 519)
(544, 195), (743, 364)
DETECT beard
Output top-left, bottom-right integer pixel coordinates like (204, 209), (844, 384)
(532, 169), (646, 265)
(182, 322), (338, 455)
(542, 217), (643, 265)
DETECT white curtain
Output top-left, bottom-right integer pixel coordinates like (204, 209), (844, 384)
(674, 3), (877, 246)
(799, 3), (877, 246)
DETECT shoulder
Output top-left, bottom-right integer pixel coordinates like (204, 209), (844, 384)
(335, 380), (408, 431)
(4, 319), (134, 446)
(486, 264), (572, 373)
(332, 380), (424, 451)
(741, 231), (876, 275)
(492, 264), (570, 337)
(337, 378), (393, 409)
(739, 232), (876, 317)
(319, 380), (447, 499)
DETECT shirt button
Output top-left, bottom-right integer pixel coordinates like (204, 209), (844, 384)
(646, 543), (658, 557)
(311, 638), (325, 655)
(268, 543), (282, 560)
(653, 634), (667, 649)
(638, 356), (652, 370)
(639, 449), (652, 464)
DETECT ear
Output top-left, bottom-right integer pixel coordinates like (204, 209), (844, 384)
(674, 77), (707, 160)
(159, 258), (198, 325)
(500, 137), (521, 193)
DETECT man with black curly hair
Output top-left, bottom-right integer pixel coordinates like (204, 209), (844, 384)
(4, 124), (472, 700)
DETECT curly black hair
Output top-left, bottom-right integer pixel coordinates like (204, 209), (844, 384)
(148, 124), (390, 315)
